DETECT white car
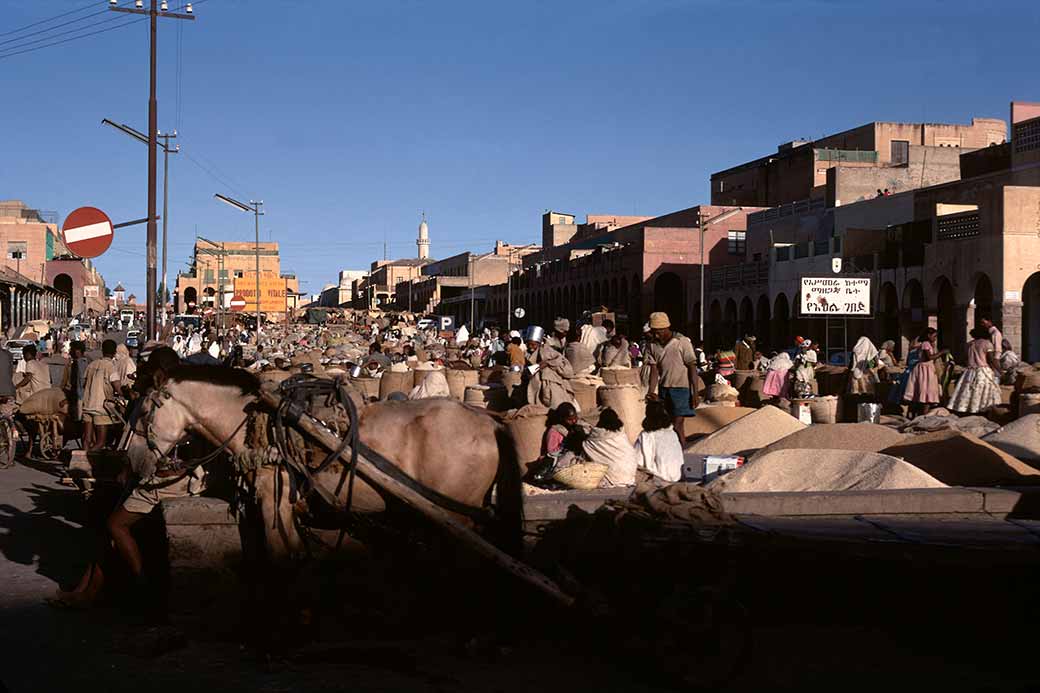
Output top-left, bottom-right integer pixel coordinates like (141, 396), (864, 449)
(417, 318), (434, 330)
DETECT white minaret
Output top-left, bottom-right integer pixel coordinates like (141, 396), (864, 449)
(417, 211), (430, 260)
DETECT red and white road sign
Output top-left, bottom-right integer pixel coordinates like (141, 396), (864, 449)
(203, 307), (215, 316)
(229, 295), (247, 312)
(62, 206), (114, 259)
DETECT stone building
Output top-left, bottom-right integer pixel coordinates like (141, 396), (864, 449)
(174, 240), (298, 319)
(485, 207), (762, 336)
(703, 100), (1040, 362)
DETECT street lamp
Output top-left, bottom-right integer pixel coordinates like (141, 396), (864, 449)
(108, 0), (196, 340)
(102, 118), (178, 329)
(698, 207), (743, 344)
(214, 193), (264, 341)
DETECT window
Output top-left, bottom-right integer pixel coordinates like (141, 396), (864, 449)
(234, 270), (244, 278)
(7, 241), (26, 260)
(891, 140), (909, 164)
(203, 269), (215, 283)
(727, 231), (746, 255)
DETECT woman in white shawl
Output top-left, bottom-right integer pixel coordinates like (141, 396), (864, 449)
(762, 352), (793, 399)
(848, 336), (880, 395)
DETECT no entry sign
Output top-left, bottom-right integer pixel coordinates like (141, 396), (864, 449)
(229, 295), (247, 312)
(62, 207), (114, 259)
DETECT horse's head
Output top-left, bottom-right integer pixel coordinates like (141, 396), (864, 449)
(127, 366), (261, 475)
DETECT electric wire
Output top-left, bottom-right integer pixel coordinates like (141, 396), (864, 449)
(0, 0), (105, 38)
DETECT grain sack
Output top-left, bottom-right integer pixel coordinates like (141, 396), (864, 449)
(445, 368), (479, 401)
(710, 381), (740, 402)
(750, 423), (906, 462)
(565, 342), (596, 375)
(881, 429), (1040, 486)
(731, 370), (756, 392)
(597, 384), (645, 444)
(501, 370), (523, 398)
(349, 376), (381, 401)
(410, 362), (441, 389)
(18, 387), (67, 416)
(478, 368), (494, 385)
(1016, 368), (1040, 393)
(570, 377), (601, 413)
(686, 404), (806, 457)
(983, 414), (1040, 465)
(601, 367), (641, 387)
(1020, 393), (1040, 418)
(465, 384), (509, 410)
(379, 371), (414, 400)
(504, 405), (549, 474)
(808, 395), (839, 423)
(710, 449), (946, 493)
(685, 406), (755, 437)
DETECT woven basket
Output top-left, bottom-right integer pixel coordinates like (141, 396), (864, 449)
(553, 462), (609, 490)
(808, 395), (839, 423)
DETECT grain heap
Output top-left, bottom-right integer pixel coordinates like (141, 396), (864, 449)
(750, 423), (906, 462)
(881, 429), (1040, 486)
(685, 404), (806, 457)
(983, 414), (1040, 465)
(685, 406), (755, 437)
(708, 449), (947, 493)
(901, 413), (1000, 438)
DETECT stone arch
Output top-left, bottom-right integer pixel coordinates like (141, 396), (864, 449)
(772, 293), (791, 348)
(1024, 272), (1040, 362)
(755, 295), (770, 350)
(973, 273), (994, 327)
(53, 274), (73, 317)
(739, 296), (754, 340)
(934, 276), (955, 349)
(183, 286), (198, 312)
(723, 298), (738, 347)
(653, 272), (685, 333)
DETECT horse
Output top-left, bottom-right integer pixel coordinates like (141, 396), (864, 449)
(127, 365), (523, 560)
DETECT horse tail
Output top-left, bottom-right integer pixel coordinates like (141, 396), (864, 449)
(493, 424), (524, 556)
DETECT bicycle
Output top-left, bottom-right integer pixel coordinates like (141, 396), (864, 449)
(0, 400), (18, 469)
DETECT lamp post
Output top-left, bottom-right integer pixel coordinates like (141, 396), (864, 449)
(698, 207), (743, 344)
(214, 194), (264, 342)
(109, 0), (196, 340)
(102, 119), (177, 329)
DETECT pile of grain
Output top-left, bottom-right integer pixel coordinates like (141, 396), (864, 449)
(685, 405), (806, 457)
(983, 414), (1040, 466)
(750, 423), (906, 462)
(709, 449), (947, 493)
(881, 429), (1040, 486)
(685, 406), (756, 438)
(901, 413), (1000, 438)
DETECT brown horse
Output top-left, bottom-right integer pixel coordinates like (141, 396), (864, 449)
(127, 365), (522, 559)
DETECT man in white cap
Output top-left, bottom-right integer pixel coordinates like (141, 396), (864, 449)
(524, 325), (576, 409)
(546, 317), (570, 353)
(646, 311), (699, 442)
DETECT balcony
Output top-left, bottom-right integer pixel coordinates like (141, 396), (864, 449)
(936, 211), (980, 241)
(815, 149), (878, 163)
(709, 261), (769, 291)
(748, 197), (826, 226)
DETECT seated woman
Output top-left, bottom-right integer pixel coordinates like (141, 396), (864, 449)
(634, 399), (684, 483)
(999, 338), (1022, 385)
(554, 408), (638, 489)
(541, 402), (578, 460)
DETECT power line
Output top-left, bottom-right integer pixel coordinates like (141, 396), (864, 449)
(0, 15), (142, 60)
(0, 4), (135, 52)
(0, 0), (103, 38)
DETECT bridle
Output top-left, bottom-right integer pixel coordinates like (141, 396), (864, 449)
(134, 383), (250, 474)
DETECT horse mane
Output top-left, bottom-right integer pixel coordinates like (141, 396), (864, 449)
(167, 364), (261, 395)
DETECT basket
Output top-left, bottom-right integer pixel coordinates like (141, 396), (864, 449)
(808, 395), (839, 423)
(552, 462), (609, 490)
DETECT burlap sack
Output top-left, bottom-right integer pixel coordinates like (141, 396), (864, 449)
(18, 388), (67, 416)
(350, 376), (380, 400)
(503, 405), (549, 474)
(597, 384), (644, 444)
(600, 367), (641, 387)
(379, 371), (413, 400)
(569, 378), (601, 413)
(445, 368), (479, 401)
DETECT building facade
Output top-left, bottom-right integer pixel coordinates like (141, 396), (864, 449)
(174, 240), (298, 319)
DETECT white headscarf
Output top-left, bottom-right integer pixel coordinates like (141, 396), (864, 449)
(768, 352), (793, 371)
(851, 336), (879, 379)
(578, 323), (608, 354)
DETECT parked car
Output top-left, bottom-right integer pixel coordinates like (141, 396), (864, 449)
(5, 339), (33, 362)
(125, 330), (141, 350)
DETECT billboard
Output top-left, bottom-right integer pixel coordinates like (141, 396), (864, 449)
(800, 277), (871, 317)
(233, 273), (287, 312)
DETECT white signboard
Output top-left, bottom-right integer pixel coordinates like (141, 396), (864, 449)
(83, 285), (100, 298)
(800, 277), (872, 316)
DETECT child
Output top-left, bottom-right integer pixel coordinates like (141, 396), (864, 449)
(634, 399), (685, 482)
(541, 402), (578, 459)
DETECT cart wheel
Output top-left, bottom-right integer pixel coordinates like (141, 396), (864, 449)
(37, 421), (60, 460)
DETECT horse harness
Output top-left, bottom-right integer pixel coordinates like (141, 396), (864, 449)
(137, 376), (490, 523)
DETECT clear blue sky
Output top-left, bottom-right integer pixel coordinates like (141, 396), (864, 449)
(0, 0), (1036, 297)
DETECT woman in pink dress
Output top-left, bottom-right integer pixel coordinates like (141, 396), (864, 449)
(902, 328), (949, 416)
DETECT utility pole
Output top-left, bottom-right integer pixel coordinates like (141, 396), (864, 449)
(110, 0), (195, 340)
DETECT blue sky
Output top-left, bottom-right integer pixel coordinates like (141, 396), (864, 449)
(0, 0), (1036, 297)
